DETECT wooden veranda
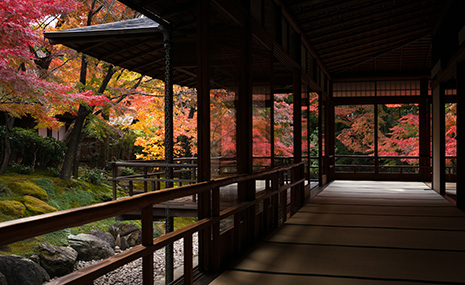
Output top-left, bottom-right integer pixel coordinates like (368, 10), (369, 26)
(1, 0), (465, 284)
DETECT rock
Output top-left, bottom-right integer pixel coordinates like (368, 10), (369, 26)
(39, 243), (78, 278)
(0, 255), (50, 285)
(68, 234), (115, 261)
(109, 223), (139, 238)
(22, 195), (57, 214)
(125, 229), (141, 248)
(109, 223), (141, 250)
(89, 229), (115, 248)
(0, 272), (6, 285)
(29, 254), (40, 264)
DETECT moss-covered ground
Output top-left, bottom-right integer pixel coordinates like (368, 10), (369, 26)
(0, 169), (195, 257)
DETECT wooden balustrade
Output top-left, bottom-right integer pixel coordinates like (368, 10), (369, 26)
(0, 162), (305, 285)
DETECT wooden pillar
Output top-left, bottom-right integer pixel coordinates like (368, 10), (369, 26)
(457, 61), (465, 209)
(374, 103), (379, 178)
(236, 0), (255, 250)
(419, 78), (431, 181)
(196, 0), (212, 272)
(141, 206), (154, 285)
(432, 84), (445, 195)
(327, 83), (335, 182)
(318, 94), (324, 186)
(293, 68), (302, 210)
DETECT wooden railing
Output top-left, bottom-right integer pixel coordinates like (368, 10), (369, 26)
(109, 159), (197, 200)
(0, 162), (305, 285)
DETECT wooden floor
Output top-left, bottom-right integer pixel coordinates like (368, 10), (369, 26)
(210, 180), (465, 285)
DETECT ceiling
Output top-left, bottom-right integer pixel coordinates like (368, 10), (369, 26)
(46, 0), (449, 86)
(286, 0), (445, 78)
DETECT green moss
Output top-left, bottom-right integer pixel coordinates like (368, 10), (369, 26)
(0, 200), (26, 217)
(23, 195), (57, 214)
(8, 181), (48, 200)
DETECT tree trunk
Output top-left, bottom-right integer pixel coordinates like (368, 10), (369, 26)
(60, 64), (115, 180)
(60, 106), (91, 180)
(0, 114), (15, 174)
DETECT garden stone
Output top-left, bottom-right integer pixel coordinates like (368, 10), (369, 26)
(0, 255), (50, 285)
(109, 223), (141, 250)
(68, 234), (115, 261)
(0, 272), (6, 285)
(109, 222), (139, 238)
(89, 229), (115, 248)
(39, 243), (78, 278)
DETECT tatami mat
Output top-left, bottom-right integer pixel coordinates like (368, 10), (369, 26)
(210, 181), (465, 285)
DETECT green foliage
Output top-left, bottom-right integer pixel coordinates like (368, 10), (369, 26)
(0, 126), (66, 169)
(8, 180), (48, 200)
(46, 167), (61, 177)
(11, 163), (33, 174)
(80, 168), (109, 185)
(121, 167), (135, 176)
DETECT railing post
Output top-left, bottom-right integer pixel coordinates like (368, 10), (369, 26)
(112, 162), (117, 200)
(272, 172), (279, 230)
(129, 181), (134, 196)
(184, 234), (193, 284)
(141, 205), (154, 285)
(144, 167), (148, 193)
(212, 186), (220, 270)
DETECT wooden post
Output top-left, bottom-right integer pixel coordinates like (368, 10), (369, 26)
(293, 67), (302, 210)
(457, 61), (465, 209)
(141, 205), (154, 285)
(196, 0), (212, 273)
(183, 234), (193, 284)
(432, 84), (445, 195)
(112, 162), (117, 200)
(211, 187), (220, 270)
(419, 78), (430, 181)
(144, 167), (148, 193)
(236, 0), (255, 251)
(374, 103), (379, 178)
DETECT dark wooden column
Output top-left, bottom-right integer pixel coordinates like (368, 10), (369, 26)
(236, 0), (255, 251)
(196, 0), (212, 272)
(374, 103), (379, 178)
(419, 78), (431, 181)
(432, 84), (445, 195)
(293, 68), (302, 210)
(327, 83), (335, 182)
(318, 94), (324, 186)
(457, 61), (465, 209)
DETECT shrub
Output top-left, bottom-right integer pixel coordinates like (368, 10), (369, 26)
(11, 163), (33, 174)
(0, 126), (66, 169)
(121, 167), (135, 176)
(81, 168), (108, 185)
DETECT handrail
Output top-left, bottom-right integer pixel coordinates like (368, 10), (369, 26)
(0, 162), (301, 245)
(0, 162), (306, 284)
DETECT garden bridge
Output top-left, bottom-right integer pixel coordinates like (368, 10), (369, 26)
(2, 0), (465, 284)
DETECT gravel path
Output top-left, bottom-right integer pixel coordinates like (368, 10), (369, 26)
(74, 233), (199, 284)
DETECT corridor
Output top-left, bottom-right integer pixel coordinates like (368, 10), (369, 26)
(211, 181), (465, 284)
